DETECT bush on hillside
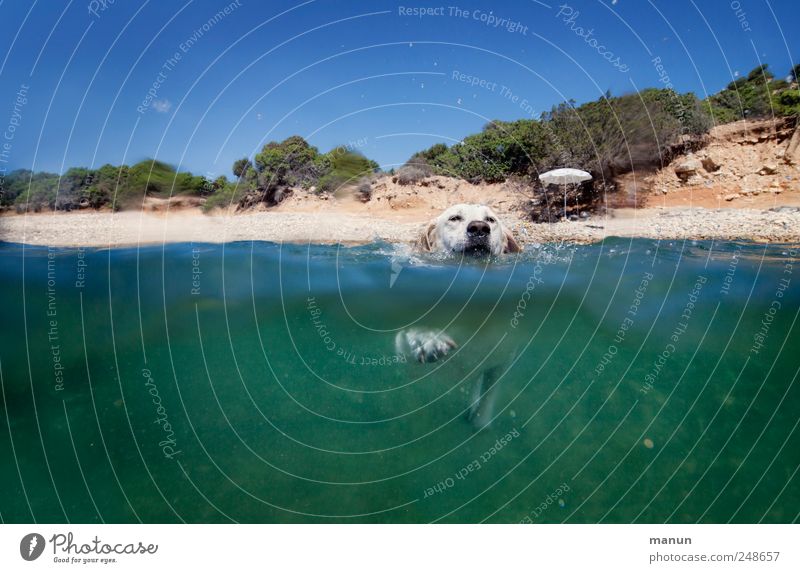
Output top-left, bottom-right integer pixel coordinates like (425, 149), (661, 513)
(704, 64), (798, 122)
(316, 145), (377, 193)
(776, 89), (800, 117)
(6, 160), (214, 212)
(202, 180), (249, 212)
(217, 137), (378, 206)
(410, 87), (709, 186)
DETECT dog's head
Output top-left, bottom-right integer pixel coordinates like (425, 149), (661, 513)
(417, 204), (522, 256)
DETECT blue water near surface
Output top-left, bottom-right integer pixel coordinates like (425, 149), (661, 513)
(0, 238), (798, 523)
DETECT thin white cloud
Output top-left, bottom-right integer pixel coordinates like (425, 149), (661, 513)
(152, 98), (172, 113)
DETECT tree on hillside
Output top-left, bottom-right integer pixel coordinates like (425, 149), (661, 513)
(706, 64), (782, 121)
(205, 135), (381, 210)
(317, 146), (377, 192)
(232, 158), (252, 179)
(776, 89), (800, 117)
(408, 88), (709, 186)
(254, 135), (323, 191)
(747, 63), (773, 81)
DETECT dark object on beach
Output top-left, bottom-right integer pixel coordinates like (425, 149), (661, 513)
(528, 180), (596, 223)
(237, 186), (292, 210)
(356, 180), (372, 202)
(396, 165), (430, 185)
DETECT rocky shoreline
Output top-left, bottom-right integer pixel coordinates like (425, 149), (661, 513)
(4, 118), (800, 249)
(2, 205), (799, 248)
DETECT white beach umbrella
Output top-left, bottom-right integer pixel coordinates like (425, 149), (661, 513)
(538, 168), (593, 218)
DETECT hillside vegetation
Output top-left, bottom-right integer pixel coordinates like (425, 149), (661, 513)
(1, 161), (213, 212)
(0, 137), (377, 213)
(407, 88), (710, 184)
(2, 63), (797, 214)
(204, 136), (377, 211)
(706, 64), (800, 123)
(400, 63), (799, 218)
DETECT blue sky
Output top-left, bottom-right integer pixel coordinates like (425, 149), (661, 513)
(0, 0), (797, 178)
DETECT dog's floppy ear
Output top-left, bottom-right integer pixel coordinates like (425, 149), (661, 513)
(416, 220), (438, 252)
(502, 227), (522, 253)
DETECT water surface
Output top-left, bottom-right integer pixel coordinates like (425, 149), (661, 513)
(0, 238), (798, 523)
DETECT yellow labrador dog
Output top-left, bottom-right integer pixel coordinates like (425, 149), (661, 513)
(396, 204), (522, 429)
(416, 204), (522, 256)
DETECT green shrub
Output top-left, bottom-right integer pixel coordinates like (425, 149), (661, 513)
(12, 172), (59, 210)
(254, 135), (324, 190)
(227, 137), (378, 203)
(411, 87), (709, 184)
(232, 158), (251, 179)
(776, 89), (800, 117)
(704, 64), (799, 122)
(202, 180), (249, 212)
(1, 169), (34, 207)
(8, 160), (212, 211)
(316, 146), (376, 192)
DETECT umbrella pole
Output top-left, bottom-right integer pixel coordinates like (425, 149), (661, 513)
(563, 183), (567, 220)
(543, 184), (552, 223)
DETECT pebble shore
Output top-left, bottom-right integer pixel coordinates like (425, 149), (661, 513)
(2, 206), (799, 248)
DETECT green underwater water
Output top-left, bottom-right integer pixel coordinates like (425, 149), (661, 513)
(0, 238), (798, 523)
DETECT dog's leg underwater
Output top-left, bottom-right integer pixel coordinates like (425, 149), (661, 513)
(467, 365), (503, 430)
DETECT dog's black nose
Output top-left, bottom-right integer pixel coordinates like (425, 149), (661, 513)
(467, 220), (490, 236)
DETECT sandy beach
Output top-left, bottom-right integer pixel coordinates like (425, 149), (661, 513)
(2, 201), (799, 248)
(5, 117), (800, 248)
(5, 116), (800, 249)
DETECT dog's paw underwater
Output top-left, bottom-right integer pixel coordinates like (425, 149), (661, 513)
(395, 328), (457, 363)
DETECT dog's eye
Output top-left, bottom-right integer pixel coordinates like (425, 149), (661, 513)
(485, 216), (496, 224)
(448, 215), (463, 222)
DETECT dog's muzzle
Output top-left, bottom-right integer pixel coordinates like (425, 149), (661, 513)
(463, 220), (491, 255)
